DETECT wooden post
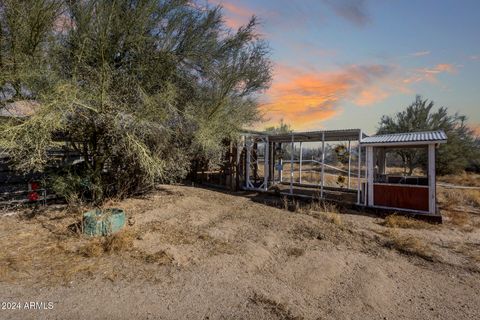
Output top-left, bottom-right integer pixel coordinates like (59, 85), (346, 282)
(246, 138), (251, 189)
(428, 144), (436, 214)
(277, 143), (282, 183)
(367, 146), (374, 206)
(320, 132), (325, 198)
(347, 140), (351, 189)
(299, 142), (303, 184)
(290, 134), (294, 194)
(357, 131), (362, 205)
(263, 137), (269, 191)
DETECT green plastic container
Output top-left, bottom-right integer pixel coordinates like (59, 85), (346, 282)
(83, 208), (126, 236)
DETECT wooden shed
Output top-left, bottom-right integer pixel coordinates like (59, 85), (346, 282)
(360, 130), (447, 216)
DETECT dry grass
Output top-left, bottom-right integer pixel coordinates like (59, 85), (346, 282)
(382, 215), (436, 230)
(438, 172), (480, 187)
(383, 230), (436, 261)
(324, 212), (342, 226)
(439, 188), (480, 209)
(0, 209), (148, 285)
(452, 244), (480, 265)
(290, 224), (325, 241)
(307, 201), (343, 226)
(77, 229), (136, 257)
(286, 247), (305, 257)
(444, 211), (470, 227)
(436, 186), (480, 230)
(134, 250), (173, 265)
(249, 293), (303, 320)
(464, 190), (480, 208)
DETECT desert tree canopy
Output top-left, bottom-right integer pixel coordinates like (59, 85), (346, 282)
(0, 0), (272, 203)
(377, 95), (479, 175)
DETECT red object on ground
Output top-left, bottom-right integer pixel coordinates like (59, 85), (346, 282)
(30, 182), (40, 190)
(28, 192), (39, 202)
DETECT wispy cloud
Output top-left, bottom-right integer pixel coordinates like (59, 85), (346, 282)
(323, 0), (370, 27)
(410, 50), (431, 57)
(403, 63), (457, 84)
(470, 55), (480, 61)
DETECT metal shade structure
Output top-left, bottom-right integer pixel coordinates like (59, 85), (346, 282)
(240, 128), (364, 203)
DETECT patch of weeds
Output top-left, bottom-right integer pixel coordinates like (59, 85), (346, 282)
(453, 244), (480, 265)
(291, 224), (325, 241)
(309, 201), (339, 214)
(381, 215), (435, 230)
(138, 250), (173, 265)
(103, 230), (136, 253)
(308, 202), (343, 226)
(250, 293), (303, 320)
(444, 210), (470, 228)
(439, 188), (480, 209)
(207, 239), (237, 256)
(78, 229), (136, 257)
(324, 212), (342, 226)
(286, 247), (305, 258)
(78, 239), (104, 257)
(282, 196), (289, 210)
(383, 230), (436, 262)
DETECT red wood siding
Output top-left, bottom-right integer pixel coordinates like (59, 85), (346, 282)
(373, 184), (429, 212)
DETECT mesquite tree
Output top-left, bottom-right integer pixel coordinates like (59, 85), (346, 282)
(0, 0), (272, 203)
(377, 95), (479, 175)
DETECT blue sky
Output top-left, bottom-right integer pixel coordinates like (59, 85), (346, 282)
(207, 0), (480, 135)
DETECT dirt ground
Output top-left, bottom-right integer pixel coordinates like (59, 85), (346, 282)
(0, 184), (479, 320)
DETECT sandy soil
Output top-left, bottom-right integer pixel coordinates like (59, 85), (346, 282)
(0, 184), (479, 320)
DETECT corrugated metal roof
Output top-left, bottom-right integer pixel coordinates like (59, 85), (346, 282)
(361, 130), (447, 145)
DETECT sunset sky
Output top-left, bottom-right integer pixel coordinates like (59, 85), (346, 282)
(206, 0), (480, 135)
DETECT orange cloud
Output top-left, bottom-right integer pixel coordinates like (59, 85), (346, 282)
(261, 64), (391, 129)
(471, 124), (480, 137)
(260, 61), (460, 130)
(354, 86), (389, 106)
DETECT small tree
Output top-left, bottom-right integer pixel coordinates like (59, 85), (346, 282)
(378, 95), (479, 175)
(0, 0), (272, 203)
(264, 119), (292, 134)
